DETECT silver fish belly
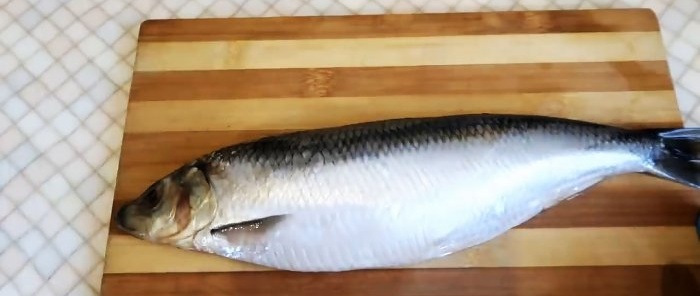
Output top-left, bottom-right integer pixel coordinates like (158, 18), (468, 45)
(116, 114), (700, 272)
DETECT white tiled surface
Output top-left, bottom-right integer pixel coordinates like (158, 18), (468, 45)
(1, 0), (699, 295)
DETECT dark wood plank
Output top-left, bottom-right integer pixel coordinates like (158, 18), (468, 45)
(130, 61), (673, 101)
(102, 265), (700, 296)
(138, 9), (659, 42)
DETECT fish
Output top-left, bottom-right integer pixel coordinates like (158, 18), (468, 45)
(115, 113), (700, 272)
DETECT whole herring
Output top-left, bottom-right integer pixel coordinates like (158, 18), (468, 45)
(115, 114), (700, 271)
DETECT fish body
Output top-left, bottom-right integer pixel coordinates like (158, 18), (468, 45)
(116, 114), (700, 271)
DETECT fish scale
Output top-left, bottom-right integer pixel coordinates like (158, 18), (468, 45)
(115, 114), (700, 272)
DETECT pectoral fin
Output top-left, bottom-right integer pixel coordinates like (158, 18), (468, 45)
(210, 215), (286, 237)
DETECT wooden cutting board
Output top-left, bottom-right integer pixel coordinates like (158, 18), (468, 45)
(102, 9), (700, 295)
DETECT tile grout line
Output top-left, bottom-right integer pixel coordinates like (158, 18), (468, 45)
(1, 5), (127, 287)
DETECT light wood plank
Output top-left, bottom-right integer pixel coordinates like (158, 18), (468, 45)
(124, 91), (680, 133)
(134, 32), (666, 71)
(104, 226), (700, 274)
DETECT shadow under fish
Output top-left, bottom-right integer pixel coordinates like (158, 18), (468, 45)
(662, 264), (700, 296)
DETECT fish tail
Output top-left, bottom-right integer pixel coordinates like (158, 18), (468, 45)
(646, 128), (700, 241)
(648, 128), (700, 189)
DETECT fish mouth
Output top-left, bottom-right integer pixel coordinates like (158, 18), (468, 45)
(115, 205), (133, 232)
(114, 202), (149, 239)
(113, 181), (165, 238)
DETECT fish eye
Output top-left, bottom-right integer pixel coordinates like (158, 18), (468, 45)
(140, 186), (160, 210)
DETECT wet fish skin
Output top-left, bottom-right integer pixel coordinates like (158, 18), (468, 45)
(115, 114), (700, 272)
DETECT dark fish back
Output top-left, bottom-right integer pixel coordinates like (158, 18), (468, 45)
(201, 114), (635, 169)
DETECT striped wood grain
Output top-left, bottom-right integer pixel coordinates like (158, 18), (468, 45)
(134, 32), (665, 71)
(104, 9), (700, 296)
(123, 91), (678, 133)
(137, 9), (659, 41)
(130, 62), (673, 101)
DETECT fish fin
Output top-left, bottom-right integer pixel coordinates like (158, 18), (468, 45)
(659, 128), (700, 140)
(210, 215), (285, 236)
(649, 128), (700, 189)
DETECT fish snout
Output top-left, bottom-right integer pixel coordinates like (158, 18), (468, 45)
(114, 202), (150, 239)
(115, 204), (134, 232)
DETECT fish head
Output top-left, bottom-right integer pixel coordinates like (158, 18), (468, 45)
(115, 163), (217, 249)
